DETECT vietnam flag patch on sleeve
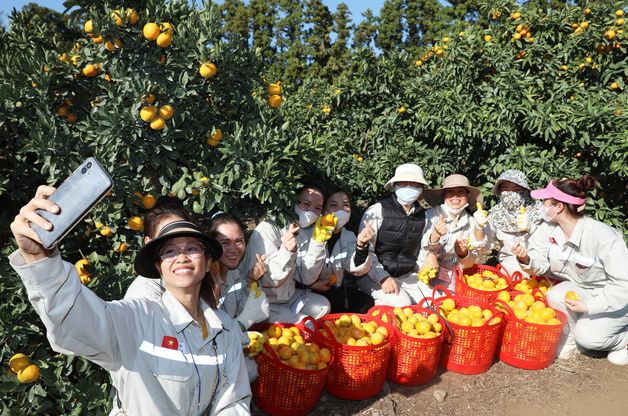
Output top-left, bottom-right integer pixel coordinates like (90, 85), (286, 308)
(161, 336), (179, 350)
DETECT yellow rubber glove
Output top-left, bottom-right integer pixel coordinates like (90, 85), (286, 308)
(250, 281), (262, 298)
(473, 201), (489, 228)
(312, 214), (338, 242)
(516, 206), (529, 232)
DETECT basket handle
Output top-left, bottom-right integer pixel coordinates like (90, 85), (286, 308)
(494, 298), (514, 316)
(418, 290), (455, 343)
(486, 304), (506, 326)
(318, 319), (344, 347)
(454, 264), (464, 280)
(496, 263), (511, 278)
(297, 316), (317, 334)
(432, 284), (453, 299)
(510, 271), (524, 284)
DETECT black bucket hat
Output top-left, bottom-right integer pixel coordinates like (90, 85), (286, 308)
(134, 220), (223, 278)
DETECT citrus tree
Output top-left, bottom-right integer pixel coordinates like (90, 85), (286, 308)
(0, 0), (313, 413)
(280, 0), (627, 229)
(1, 0), (626, 414)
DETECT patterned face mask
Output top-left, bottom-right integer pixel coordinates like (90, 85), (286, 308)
(499, 191), (526, 211)
(490, 191), (543, 233)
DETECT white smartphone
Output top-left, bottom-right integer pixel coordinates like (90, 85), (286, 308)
(33, 157), (113, 249)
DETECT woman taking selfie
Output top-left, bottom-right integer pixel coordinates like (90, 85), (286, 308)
(9, 185), (251, 415)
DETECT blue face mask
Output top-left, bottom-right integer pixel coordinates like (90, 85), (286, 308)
(394, 186), (423, 204)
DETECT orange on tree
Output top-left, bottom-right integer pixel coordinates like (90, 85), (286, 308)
(128, 216), (144, 231)
(140, 106), (158, 122)
(268, 95), (283, 108)
(142, 194), (157, 209)
(9, 353), (31, 374)
(144, 94), (156, 104)
(17, 364), (40, 384)
(125, 9), (139, 25)
(100, 226), (113, 236)
(112, 10), (124, 27)
(114, 242), (128, 253)
(156, 32), (173, 48)
(66, 113), (78, 123)
(159, 105), (174, 120)
(160, 22), (174, 35)
(84, 19), (93, 33)
(210, 129), (222, 141)
(143, 23), (160, 41)
(268, 83), (282, 95)
(75, 258), (91, 277)
(150, 117), (166, 130)
(199, 62), (217, 78)
(82, 64), (99, 77)
(616, 10), (625, 18)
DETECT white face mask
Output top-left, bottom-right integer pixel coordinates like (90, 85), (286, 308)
(442, 202), (468, 217)
(540, 205), (556, 223)
(295, 206), (318, 228)
(332, 210), (350, 229)
(394, 185), (423, 204)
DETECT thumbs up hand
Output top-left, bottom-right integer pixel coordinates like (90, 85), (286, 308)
(473, 201), (489, 228)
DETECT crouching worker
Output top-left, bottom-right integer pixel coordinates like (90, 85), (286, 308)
(208, 212), (270, 381)
(512, 176), (628, 364)
(243, 183), (332, 323)
(356, 163), (437, 306)
(9, 185), (251, 415)
(306, 187), (376, 313)
(421, 174), (488, 291)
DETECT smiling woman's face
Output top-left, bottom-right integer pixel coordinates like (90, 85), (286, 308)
(155, 236), (210, 291)
(214, 222), (246, 270)
(443, 187), (469, 209)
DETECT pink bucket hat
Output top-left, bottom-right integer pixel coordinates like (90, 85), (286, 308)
(530, 181), (586, 205)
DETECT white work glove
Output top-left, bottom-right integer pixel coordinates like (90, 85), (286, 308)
(516, 206), (529, 232)
(473, 202), (489, 228)
(235, 289), (269, 329)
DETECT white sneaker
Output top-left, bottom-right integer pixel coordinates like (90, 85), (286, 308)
(607, 347), (628, 366)
(557, 339), (578, 359)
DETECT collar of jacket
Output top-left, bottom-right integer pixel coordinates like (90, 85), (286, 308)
(162, 290), (226, 339)
(565, 217), (586, 248)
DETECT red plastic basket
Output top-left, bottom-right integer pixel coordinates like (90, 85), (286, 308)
(316, 313), (393, 400)
(425, 286), (504, 375)
(496, 298), (568, 370)
(455, 264), (512, 303)
(369, 305), (445, 386)
(252, 317), (330, 416)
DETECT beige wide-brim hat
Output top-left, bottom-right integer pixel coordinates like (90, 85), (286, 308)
(383, 163), (430, 190)
(423, 174), (483, 209)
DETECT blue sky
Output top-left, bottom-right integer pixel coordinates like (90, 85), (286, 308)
(1, 1), (386, 26)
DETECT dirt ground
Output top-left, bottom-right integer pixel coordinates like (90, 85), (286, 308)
(252, 351), (628, 416)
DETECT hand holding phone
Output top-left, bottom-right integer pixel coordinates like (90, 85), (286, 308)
(10, 185), (60, 261)
(27, 157), (113, 250)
